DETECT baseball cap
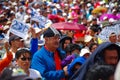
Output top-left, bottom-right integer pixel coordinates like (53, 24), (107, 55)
(9, 35), (22, 45)
(43, 27), (60, 37)
(80, 48), (91, 57)
(84, 35), (93, 43)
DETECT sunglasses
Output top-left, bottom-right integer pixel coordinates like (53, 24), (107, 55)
(20, 57), (31, 61)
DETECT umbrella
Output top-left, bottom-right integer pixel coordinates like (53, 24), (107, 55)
(100, 14), (120, 21)
(52, 22), (87, 30)
(48, 14), (65, 23)
(92, 7), (107, 14)
(116, 14), (120, 19)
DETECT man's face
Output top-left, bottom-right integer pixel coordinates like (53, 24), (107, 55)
(45, 35), (60, 49)
(12, 38), (24, 48)
(104, 50), (119, 66)
(109, 35), (117, 43)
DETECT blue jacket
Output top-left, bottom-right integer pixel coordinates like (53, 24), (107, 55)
(31, 46), (66, 80)
(70, 42), (120, 80)
(67, 57), (86, 76)
(30, 38), (38, 57)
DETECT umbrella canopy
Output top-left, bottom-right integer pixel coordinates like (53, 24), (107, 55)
(52, 22), (87, 30)
(116, 14), (120, 19)
(100, 14), (120, 21)
(48, 14), (65, 23)
(92, 7), (107, 14)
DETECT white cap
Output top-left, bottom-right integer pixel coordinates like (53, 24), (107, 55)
(100, 1), (105, 5)
(64, 4), (68, 6)
(12, 2), (17, 6)
(109, 18), (116, 23)
(80, 48), (91, 56)
(87, 3), (91, 7)
(103, 16), (108, 20)
(56, 4), (61, 9)
(3, 25), (9, 30)
(112, 9), (117, 13)
(105, 5), (109, 8)
(5, 7), (10, 10)
(73, 0), (77, 4)
(63, 13), (67, 16)
(84, 35), (93, 42)
(0, 14), (4, 17)
(47, 2), (52, 6)
(36, 9), (40, 12)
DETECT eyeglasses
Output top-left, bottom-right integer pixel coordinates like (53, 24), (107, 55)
(20, 57), (31, 61)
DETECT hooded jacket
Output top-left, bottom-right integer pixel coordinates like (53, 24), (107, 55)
(70, 42), (120, 80)
(67, 57), (86, 76)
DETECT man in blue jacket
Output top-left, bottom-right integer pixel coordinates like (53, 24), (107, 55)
(31, 27), (68, 80)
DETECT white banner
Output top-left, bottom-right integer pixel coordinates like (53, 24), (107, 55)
(31, 15), (52, 29)
(98, 23), (120, 41)
(10, 19), (29, 40)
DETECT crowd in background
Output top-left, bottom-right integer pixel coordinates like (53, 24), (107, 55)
(0, 0), (120, 80)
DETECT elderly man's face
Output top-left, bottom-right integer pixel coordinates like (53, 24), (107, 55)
(45, 35), (60, 49)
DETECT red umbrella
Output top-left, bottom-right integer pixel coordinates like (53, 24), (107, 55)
(48, 14), (65, 23)
(52, 22), (87, 30)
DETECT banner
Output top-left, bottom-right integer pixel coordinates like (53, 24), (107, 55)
(10, 19), (29, 40)
(98, 23), (120, 41)
(31, 15), (52, 29)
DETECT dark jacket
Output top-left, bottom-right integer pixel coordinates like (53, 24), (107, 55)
(70, 42), (120, 80)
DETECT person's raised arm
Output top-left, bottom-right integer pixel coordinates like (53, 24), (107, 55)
(0, 42), (13, 72)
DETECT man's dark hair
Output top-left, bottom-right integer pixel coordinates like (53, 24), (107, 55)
(103, 44), (119, 59)
(85, 64), (115, 80)
(90, 26), (99, 32)
(65, 44), (81, 55)
(89, 43), (98, 51)
(95, 44), (120, 64)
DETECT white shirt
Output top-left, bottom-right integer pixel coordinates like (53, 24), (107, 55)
(16, 12), (26, 21)
(29, 68), (42, 79)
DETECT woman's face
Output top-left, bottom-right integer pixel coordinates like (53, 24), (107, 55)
(63, 40), (71, 49)
(16, 53), (31, 70)
(91, 44), (98, 53)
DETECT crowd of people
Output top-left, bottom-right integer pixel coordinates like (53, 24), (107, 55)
(0, 0), (120, 80)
